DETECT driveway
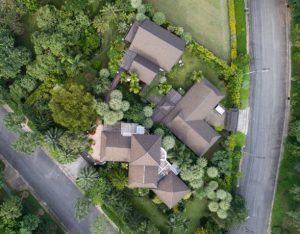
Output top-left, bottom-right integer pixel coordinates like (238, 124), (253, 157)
(231, 0), (289, 233)
(0, 107), (99, 234)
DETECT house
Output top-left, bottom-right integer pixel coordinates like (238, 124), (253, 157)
(122, 19), (185, 85)
(155, 79), (225, 156)
(98, 125), (190, 208)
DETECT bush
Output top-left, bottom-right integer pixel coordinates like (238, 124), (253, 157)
(143, 106), (153, 117)
(143, 118), (153, 129)
(110, 90), (123, 100)
(208, 201), (219, 212)
(182, 32), (192, 44)
(136, 13), (146, 21)
(121, 101), (130, 112)
(207, 167), (219, 178)
(216, 189), (227, 200)
(154, 128), (165, 136)
(153, 12), (166, 25)
(162, 135), (175, 151)
(99, 68), (110, 79)
(131, 0), (142, 8)
(96, 102), (109, 116)
(109, 98), (123, 111)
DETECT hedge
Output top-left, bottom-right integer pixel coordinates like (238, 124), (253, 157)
(228, 0), (238, 60)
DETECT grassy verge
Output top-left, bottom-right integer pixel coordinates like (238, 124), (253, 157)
(271, 23), (300, 233)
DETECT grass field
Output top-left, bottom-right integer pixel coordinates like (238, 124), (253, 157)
(147, 0), (230, 61)
(166, 49), (225, 93)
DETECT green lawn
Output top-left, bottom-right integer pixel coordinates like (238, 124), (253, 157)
(147, 0), (230, 61)
(166, 49), (225, 93)
(234, 0), (247, 54)
(130, 195), (208, 234)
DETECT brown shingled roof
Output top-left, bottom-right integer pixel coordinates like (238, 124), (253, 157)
(100, 131), (131, 162)
(152, 172), (190, 209)
(128, 19), (185, 71)
(162, 79), (224, 156)
(129, 54), (159, 85)
(128, 165), (158, 188)
(130, 134), (161, 166)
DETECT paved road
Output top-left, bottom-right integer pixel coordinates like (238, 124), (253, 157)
(0, 108), (99, 234)
(231, 0), (289, 234)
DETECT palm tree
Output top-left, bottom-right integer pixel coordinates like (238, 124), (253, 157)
(57, 150), (78, 165)
(100, 3), (121, 23)
(45, 127), (64, 149)
(76, 166), (98, 191)
(74, 197), (91, 221)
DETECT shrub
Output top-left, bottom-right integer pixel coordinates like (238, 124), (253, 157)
(208, 181), (219, 191)
(109, 98), (123, 111)
(219, 201), (231, 211)
(143, 106), (153, 117)
(153, 12), (166, 25)
(121, 101), (130, 112)
(154, 128), (165, 136)
(96, 102), (109, 116)
(207, 191), (216, 200)
(228, 0), (237, 60)
(207, 167), (219, 178)
(162, 135), (175, 151)
(99, 68), (110, 79)
(152, 195), (162, 204)
(143, 118), (153, 129)
(216, 189), (227, 200)
(217, 209), (228, 219)
(197, 157), (208, 168)
(136, 13), (146, 21)
(137, 4), (146, 14)
(110, 89), (123, 100)
(224, 192), (233, 203)
(131, 0), (142, 8)
(182, 32), (192, 44)
(208, 201), (219, 212)
(192, 70), (204, 82)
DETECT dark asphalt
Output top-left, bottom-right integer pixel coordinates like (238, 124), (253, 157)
(0, 107), (99, 234)
(231, 0), (289, 233)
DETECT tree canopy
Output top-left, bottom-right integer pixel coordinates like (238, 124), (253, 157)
(49, 84), (97, 131)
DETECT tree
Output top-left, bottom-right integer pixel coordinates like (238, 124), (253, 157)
(74, 197), (91, 221)
(12, 132), (43, 154)
(136, 12), (146, 21)
(211, 150), (232, 176)
(181, 165), (204, 189)
(225, 195), (247, 228)
(157, 82), (172, 95)
(19, 214), (40, 233)
(217, 209), (228, 219)
(0, 196), (22, 225)
(182, 32), (192, 44)
(207, 167), (219, 178)
(49, 84), (97, 132)
(219, 201), (230, 211)
(153, 12), (166, 25)
(93, 77), (111, 96)
(108, 169), (128, 190)
(3, 112), (25, 133)
(35, 5), (58, 30)
(103, 111), (119, 125)
(207, 181), (219, 191)
(162, 135), (175, 151)
(58, 131), (89, 154)
(45, 127), (64, 149)
(90, 215), (111, 234)
(121, 101), (130, 112)
(0, 26), (30, 80)
(197, 157), (208, 168)
(76, 167), (99, 191)
(289, 120), (300, 142)
(290, 185), (300, 202)
(143, 118), (153, 129)
(87, 177), (110, 204)
(143, 106), (153, 117)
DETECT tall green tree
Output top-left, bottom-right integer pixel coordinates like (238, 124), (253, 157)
(3, 112), (25, 133)
(49, 84), (97, 132)
(12, 132), (44, 154)
(0, 26), (30, 80)
(74, 197), (91, 221)
(0, 196), (22, 226)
